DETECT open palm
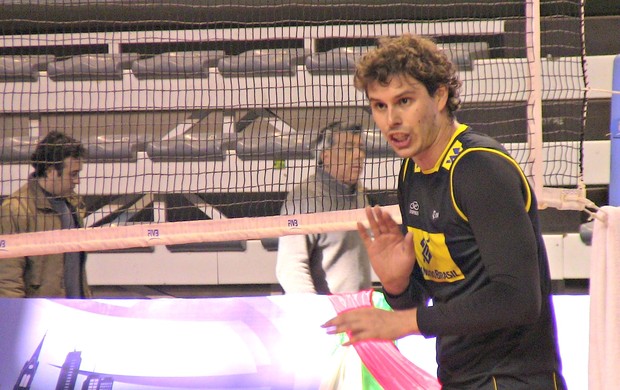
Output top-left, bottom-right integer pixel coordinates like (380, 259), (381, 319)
(357, 206), (416, 295)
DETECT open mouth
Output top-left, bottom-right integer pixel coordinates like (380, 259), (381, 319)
(389, 133), (411, 149)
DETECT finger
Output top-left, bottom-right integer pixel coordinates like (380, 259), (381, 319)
(322, 314), (353, 335)
(357, 221), (373, 247)
(375, 205), (396, 234)
(365, 206), (381, 236)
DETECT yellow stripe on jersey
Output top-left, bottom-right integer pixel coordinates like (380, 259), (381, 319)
(407, 226), (465, 283)
(449, 148), (532, 222)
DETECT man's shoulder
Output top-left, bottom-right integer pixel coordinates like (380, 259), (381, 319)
(2, 182), (31, 207)
(458, 128), (504, 150)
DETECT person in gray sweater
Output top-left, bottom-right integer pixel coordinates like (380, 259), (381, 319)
(276, 122), (372, 294)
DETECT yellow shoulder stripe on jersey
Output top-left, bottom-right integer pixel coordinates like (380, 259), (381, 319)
(449, 148), (532, 222)
(401, 158), (412, 182)
(418, 123), (469, 174)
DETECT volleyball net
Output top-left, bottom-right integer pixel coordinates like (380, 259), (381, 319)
(0, 0), (588, 258)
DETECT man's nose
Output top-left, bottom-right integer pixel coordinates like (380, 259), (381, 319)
(387, 106), (402, 128)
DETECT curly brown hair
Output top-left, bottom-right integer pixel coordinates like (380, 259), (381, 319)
(354, 34), (462, 117)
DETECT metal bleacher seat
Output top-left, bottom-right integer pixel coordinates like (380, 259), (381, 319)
(235, 131), (313, 160)
(0, 55), (55, 82)
(260, 237), (279, 252)
(305, 46), (373, 75)
(0, 136), (39, 164)
(145, 133), (225, 162)
(439, 42), (490, 71)
(131, 50), (226, 79)
(234, 111), (315, 160)
(48, 53), (140, 81)
(364, 129), (396, 158)
(217, 48), (310, 77)
(85, 134), (148, 162)
(165, 194), (247, 253)
(0, 135), (38, 162)
(167, 240), (247, 253)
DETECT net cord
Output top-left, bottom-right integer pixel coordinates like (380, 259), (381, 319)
(0, 205), (402, 259)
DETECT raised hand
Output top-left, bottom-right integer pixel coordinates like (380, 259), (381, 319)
(357, 206), (416, 295)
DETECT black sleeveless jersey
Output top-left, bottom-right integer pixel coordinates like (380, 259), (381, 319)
(389, 125), (563, 387)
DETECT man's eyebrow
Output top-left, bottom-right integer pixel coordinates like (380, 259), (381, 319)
(369, 88), (419, 103)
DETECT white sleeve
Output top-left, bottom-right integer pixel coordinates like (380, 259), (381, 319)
(276, 233), (317, 293)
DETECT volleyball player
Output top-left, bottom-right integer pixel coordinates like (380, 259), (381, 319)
(323, 34), (567, 389)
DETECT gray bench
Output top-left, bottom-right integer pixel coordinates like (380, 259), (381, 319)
(85, 134), (147, 161)
(146, 133), (225, 161)
(131, 50), (226, 79)
(305, 46), (372, 75)
(48, 53), (140, 81)
(0, 55), (55, 82)
(217, 48), (310, 77)
(0, 136), (39, 162)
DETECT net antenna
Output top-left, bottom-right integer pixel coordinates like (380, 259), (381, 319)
(0, 0), (590, 258)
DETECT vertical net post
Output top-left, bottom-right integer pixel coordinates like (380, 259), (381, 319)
(525, 0), (545, 203)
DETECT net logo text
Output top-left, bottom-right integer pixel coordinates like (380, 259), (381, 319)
(288, 219), (299, 228)
(147, 229), (160, 239)
(0, 239), (6, 250)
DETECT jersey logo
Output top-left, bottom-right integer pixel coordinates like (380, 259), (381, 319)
(441, 140), (463, 171)
(408, 226), (465, 283)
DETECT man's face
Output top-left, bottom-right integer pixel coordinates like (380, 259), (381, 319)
(43, 157), (83, 197)
(322, 131), (366, 186)
(367, 74), (448, 168)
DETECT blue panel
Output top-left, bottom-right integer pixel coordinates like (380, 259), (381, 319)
(609, 55), (620, 206)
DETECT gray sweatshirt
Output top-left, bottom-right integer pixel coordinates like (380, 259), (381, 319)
(276, 168), (372, 294)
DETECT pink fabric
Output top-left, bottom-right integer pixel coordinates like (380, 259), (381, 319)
(328, 290), (441, 390)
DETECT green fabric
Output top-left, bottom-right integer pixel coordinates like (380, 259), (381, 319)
(359, 290), (395, 389)
(372, 290), (394, 311)
(362, 363), (384, 389)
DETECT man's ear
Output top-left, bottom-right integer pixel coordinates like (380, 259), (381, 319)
(434, 85), (449, 111)
(321, 149), (331, 167)
(43, 165), (58, 179)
